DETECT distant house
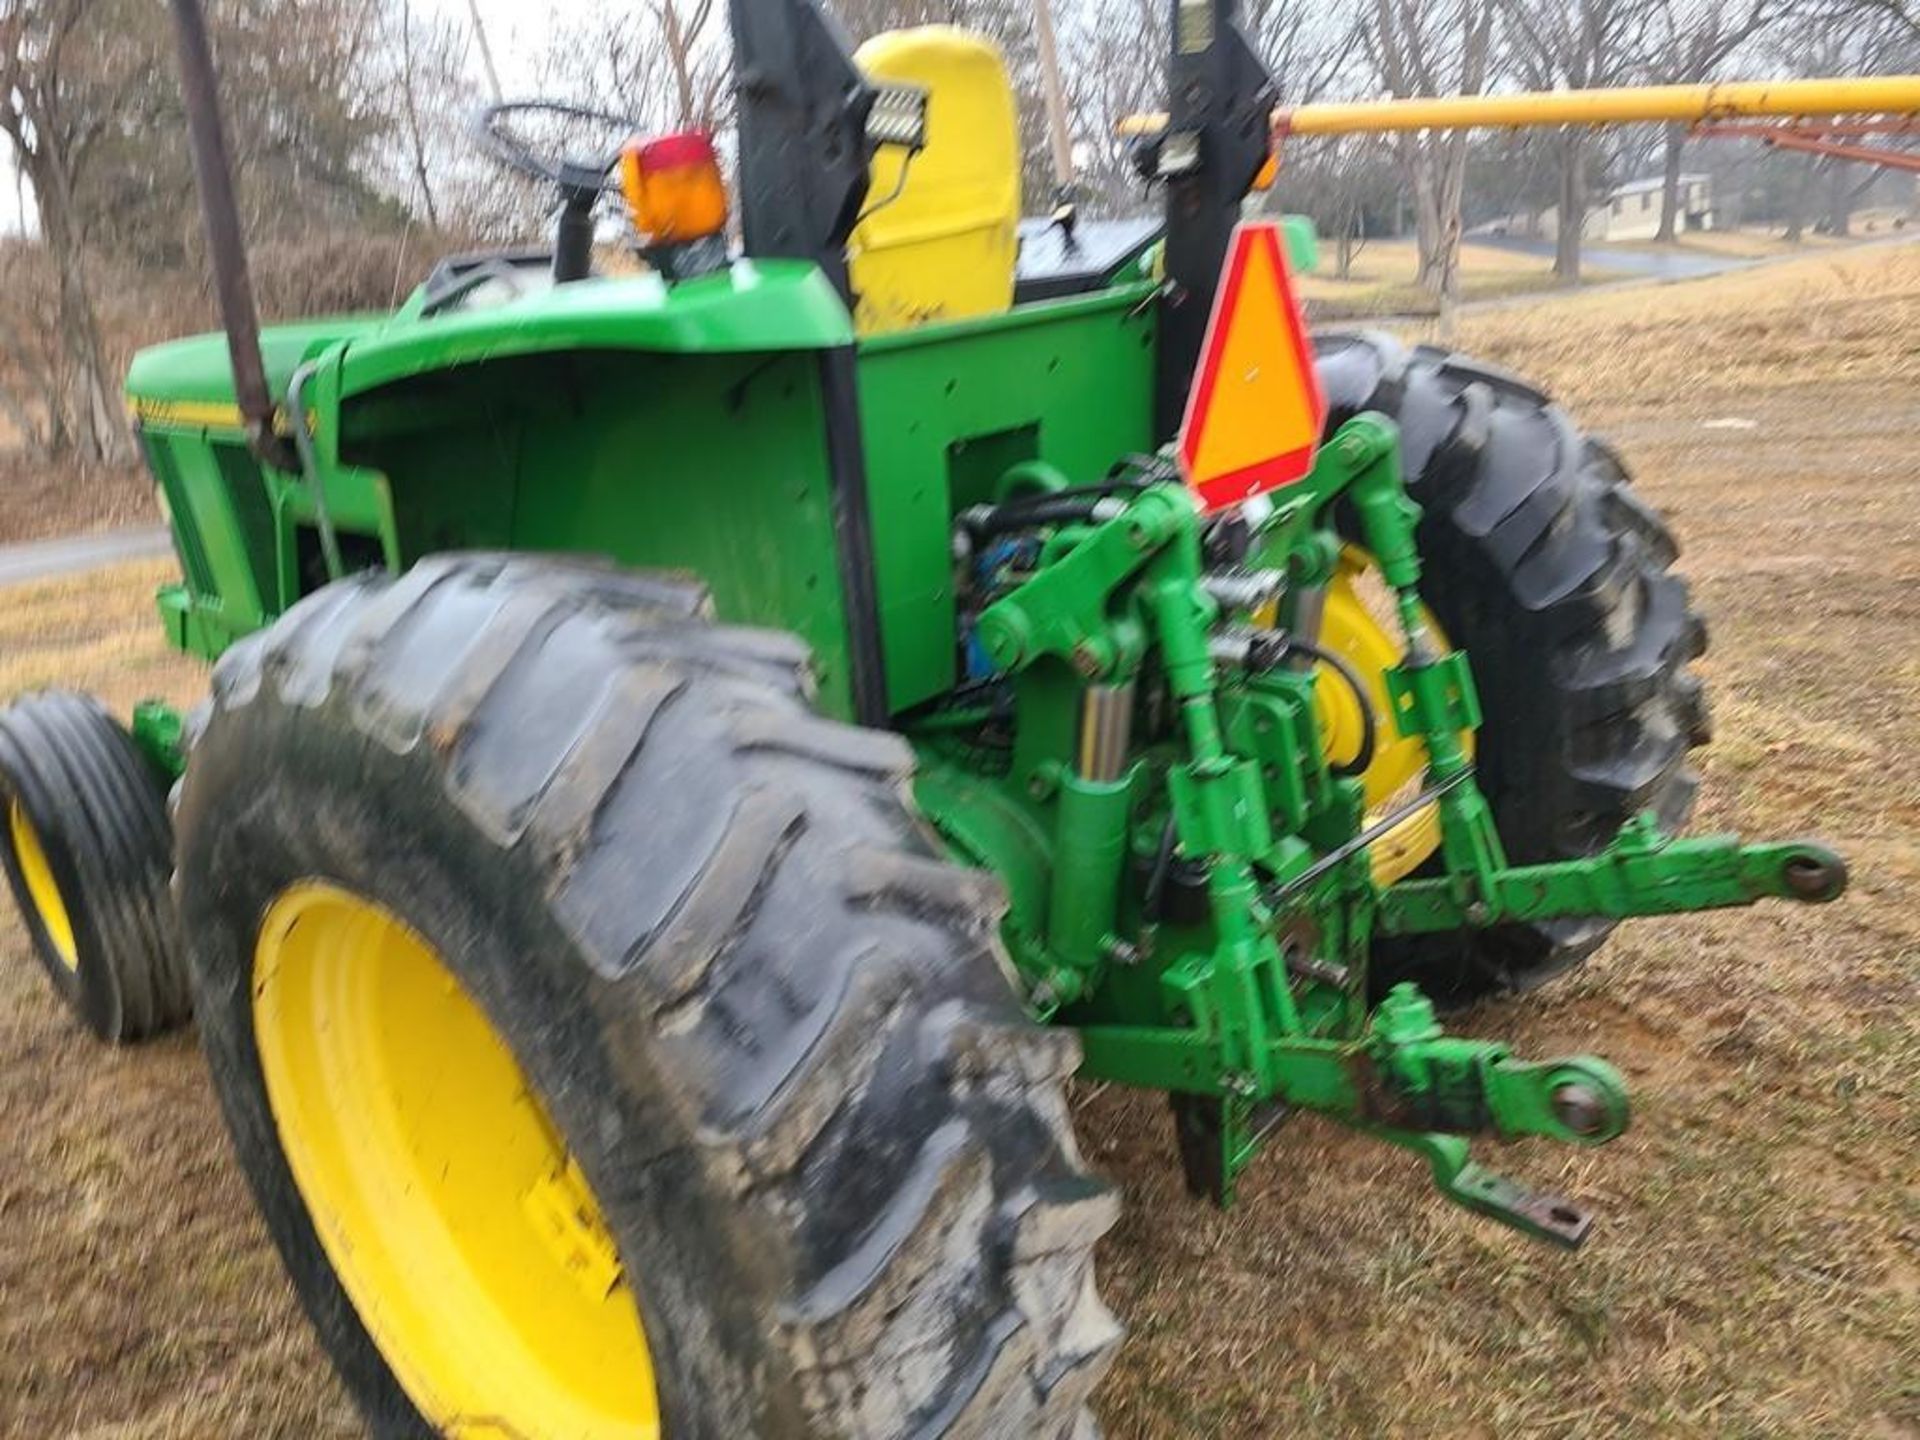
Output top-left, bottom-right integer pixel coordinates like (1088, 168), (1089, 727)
(1603, 174), (1714, 240)
(1470, 173), (1715, 244)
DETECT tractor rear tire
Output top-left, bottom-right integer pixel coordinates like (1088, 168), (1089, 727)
(176, 554), (1120, 1440)
(1315, 333), (1712, 1003)
(0, 691), (189, 1041)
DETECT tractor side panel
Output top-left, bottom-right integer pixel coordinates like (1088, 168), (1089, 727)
(855, 290), (1158, 712)
(137, 427), (276, 656)
(340, 348), (860, 717)
(128, 318), (387, 658)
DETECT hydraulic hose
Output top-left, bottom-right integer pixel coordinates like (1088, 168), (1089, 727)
(1282, 635), (1379, 779)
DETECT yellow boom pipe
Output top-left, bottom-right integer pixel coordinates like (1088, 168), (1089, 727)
(1118, 76), (1920, 139)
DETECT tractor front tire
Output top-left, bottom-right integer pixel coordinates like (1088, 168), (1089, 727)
(0, 691), (188, 1041)
(1316, 334), (1712, 1003)
(177, 554), (1120, 1440)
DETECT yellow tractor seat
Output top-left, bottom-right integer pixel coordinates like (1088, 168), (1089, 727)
(849, 28), (1022, 335)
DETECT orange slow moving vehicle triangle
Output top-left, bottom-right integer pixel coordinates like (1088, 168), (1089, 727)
(1177, 222), (1327, 512)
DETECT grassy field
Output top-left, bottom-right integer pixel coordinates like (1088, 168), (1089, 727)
(1603, 211), (1914, 262)
(1295, 237), (1615, 318)
(2, 244), (1917, 1437)
(1293, 224), (1915, 321)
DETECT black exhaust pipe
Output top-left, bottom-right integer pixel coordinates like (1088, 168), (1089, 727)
(166, 0), (296, 471)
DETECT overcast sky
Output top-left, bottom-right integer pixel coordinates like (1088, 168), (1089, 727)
(424, 0), (568, 92)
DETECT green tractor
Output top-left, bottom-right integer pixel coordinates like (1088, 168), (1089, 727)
(0, 1), (1847, 1435)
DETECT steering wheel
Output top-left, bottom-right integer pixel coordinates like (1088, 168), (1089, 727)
(472, 100), (645, 282)
(474, 100), (641, 194)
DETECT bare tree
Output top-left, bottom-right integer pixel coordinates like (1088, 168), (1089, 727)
(395, 2), (441, 228)
(1053, 0), (1163, 212)
(1767, 0), (1920, 239)
(464, 0), (503, 103)
(1246, 0), (1367, 106)
(547, 0), (727, 133)
(1273, 132), (1401, 277)
(1500, 0), (1659, 282)
(1364, 0), (1496, 300)
(0, 0), (128, 465)
(1647, 0), (1773, 241)
(655, 0), (722, 130)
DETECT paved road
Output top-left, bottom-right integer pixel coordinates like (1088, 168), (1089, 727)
(0, 525), (171, 588)
(1473, 235), (1751, 279)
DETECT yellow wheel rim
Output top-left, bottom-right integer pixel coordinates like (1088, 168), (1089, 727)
(253, 883), (660, 1439)
(1311, 548), (1475, 888)
(9, 798), (78, 972)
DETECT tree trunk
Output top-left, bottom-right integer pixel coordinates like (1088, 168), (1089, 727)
(1827, 165), (1873, 238)
(1554, 136), (1585, 285)
(22, 133), (128, 467)
(663, 3), (698, 129)
(1335, 211), (1356, 280)
(1433, 137), (1470, 301)
(1655, 125), (1686, 243)
(1784, 153), (1818, 243)
(398, 6), (441, 230)
(1376, 0), (1490, 305)
(52, 243), (127, 466)
(1405, 131), (1476, 301)
(1406, 143), (1447, 295)
(1825, 161), (1858, 238)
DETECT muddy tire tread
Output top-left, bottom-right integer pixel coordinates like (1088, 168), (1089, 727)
(1314, 331), (1710, 999)
(182, 553), (1118, 1438)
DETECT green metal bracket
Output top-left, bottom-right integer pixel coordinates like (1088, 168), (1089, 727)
(916, 407), (1839, 1249)
(1383, 649), (1480, 740)
(1383, 1131), (1598, 1249)
(1379, 812), (1849, 933)
(1078, 989), (1626, 1142)
(1043, 771), (1134, 1003)
(1165, 758), (1272, 860)
(130, 700), (188, 784)
(975, 486), (1192, 678)
(1077, 1003), (1628, 1229)
(1368, 983), (1630, 1144)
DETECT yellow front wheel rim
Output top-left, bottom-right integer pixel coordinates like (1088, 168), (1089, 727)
(1313, 548), (1475, 888)
(9, 798), (78, 972)
(253, 883), (660, 1439)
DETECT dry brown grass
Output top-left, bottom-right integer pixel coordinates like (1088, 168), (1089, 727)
(0, 246), (1917, 1438)
(1427, 241), (1920, 409)
(1606, 212), (1913, 262)
(0, 562), (359, 1438)
(1297, 238), (1623, 319)
(0, 459), (158, 546)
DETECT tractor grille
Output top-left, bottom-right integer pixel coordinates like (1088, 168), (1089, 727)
(143, 437), (216, 597)
(215, 442), (281, 609)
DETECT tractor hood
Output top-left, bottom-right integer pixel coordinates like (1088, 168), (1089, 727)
(339, 260), (854, 399)
(127, 317), (380, 430)
(126, 259), (854, 429)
